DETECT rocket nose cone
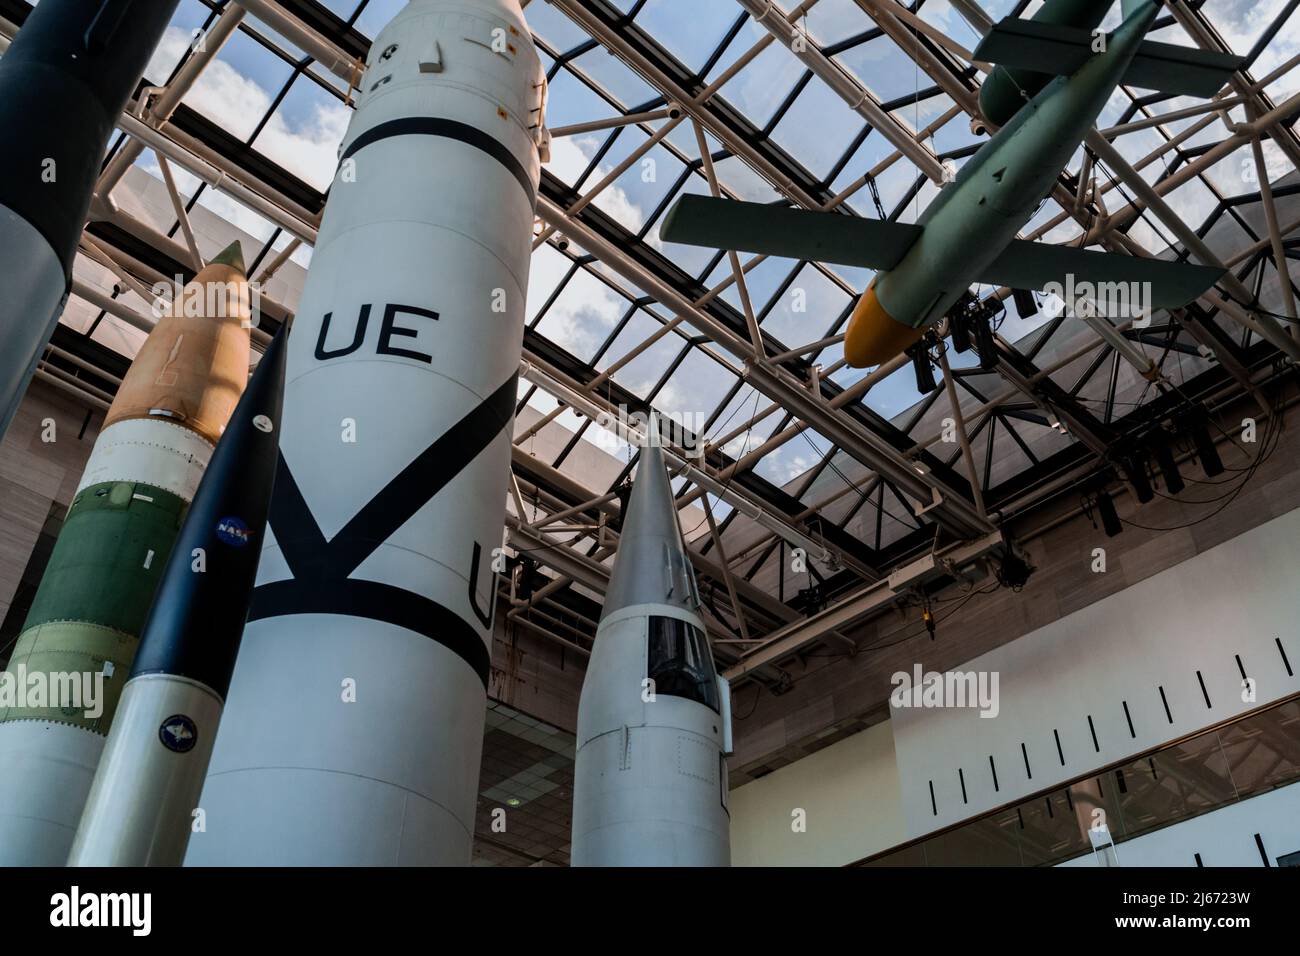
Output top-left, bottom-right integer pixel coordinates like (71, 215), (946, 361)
(640, 432), (667, 470)
(210, 241), (246, 274)
(600, 432), (700, 621)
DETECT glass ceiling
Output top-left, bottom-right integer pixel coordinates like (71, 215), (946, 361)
(24, 0), (1300, 642)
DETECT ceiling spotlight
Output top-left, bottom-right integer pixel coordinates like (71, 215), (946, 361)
(1186, 414), (1224, 477)
(907, 342), (937, 393)
(1012, 288), (1038, 317)
(1152, 442), (1184, 495)
(1123, 453), (1153, 504)
(1095, 489), (1123, 538)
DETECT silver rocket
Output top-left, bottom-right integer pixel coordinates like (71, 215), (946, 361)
(571, 432), (733, 866)
(187, 0), (547, 865)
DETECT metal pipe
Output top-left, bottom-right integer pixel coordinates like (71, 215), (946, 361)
(1100, 94), (1248, 137)
(236, 0), (366, 87)
(96, 4), (248, 203)
(116, 113), (318, 244)
(33, 369), (110, 411)
(534, 111), (685, 248)
(550, 108), (676, 137)
(738, 0), (947, 181)
(936, 345), (987, 518)
(693, 118), (764, 353)
(156, 153), (204, 271)
(69, 278), (156, 333)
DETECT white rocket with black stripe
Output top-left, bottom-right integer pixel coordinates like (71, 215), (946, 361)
(186, 0), (548, 866)
(571, 433), (734, 866)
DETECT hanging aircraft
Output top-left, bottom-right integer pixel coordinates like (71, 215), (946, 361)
(660, 0), (1244, 368)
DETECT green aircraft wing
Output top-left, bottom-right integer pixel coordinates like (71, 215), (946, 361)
(659, 194), (922, 269)
(973, 18), (1245, 97)
(1123, 40), (1245, 97)
(975, 240), (1226, 310)
(659, 195), (1225, 311)
(972, 19), (1093, 76)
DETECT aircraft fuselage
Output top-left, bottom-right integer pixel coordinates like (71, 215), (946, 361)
(846, 4), (1157, 366)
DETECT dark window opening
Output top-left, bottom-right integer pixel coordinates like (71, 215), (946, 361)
(647, 616), (719, 712)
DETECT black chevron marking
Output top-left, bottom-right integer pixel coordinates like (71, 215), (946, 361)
(250, 375), (517, 687)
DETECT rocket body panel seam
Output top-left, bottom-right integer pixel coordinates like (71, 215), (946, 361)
(247, 581), (490, 688)
(284, 344), (522, 406)
(302, 217), (531, 302)
(198, 765), (475, 842)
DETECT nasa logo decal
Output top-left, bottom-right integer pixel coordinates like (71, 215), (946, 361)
(159, 714), (198, 753)
(216, 516), (252, 547)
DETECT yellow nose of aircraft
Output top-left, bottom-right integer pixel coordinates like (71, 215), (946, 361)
(844, 282), (923, 368)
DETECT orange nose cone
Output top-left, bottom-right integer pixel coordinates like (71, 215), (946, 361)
(844, 283), (923, 367)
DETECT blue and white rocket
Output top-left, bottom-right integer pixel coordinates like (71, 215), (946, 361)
(68, 327), (289, 867)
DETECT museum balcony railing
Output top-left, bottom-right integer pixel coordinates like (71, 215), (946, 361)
(854, 694), (1300, 867)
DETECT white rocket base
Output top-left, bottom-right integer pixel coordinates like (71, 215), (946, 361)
(571, 605), (732, 867)
(186, 615), (486, 866)
(68, 674), (223, 866)
(572, 724), (731, 866)
(0, 719), (105, 865)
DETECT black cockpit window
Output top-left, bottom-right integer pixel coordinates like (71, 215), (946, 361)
(647, 616), (719, 712)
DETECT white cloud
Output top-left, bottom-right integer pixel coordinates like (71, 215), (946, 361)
(147, 27), (349, 192)
(548, 134), (646, 234)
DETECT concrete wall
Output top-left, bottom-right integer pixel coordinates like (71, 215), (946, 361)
(729, 718), (905, 866)
(730, 500), (1300, 865)
(0, 380), (100, 629)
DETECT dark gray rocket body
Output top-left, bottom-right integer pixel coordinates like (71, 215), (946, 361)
(0, 0), (179, 437)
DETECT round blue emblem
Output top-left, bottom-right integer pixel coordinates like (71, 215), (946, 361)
(215, 516), (252, 547)
(159, 714), (198, 753)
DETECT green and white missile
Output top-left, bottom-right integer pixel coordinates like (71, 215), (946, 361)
(0, 243), (251, 866)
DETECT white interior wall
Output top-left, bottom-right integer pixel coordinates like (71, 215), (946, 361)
(728, 506), (1300, 865)
(890, 504), (1300, 838)
(729, 718), (905, 866)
